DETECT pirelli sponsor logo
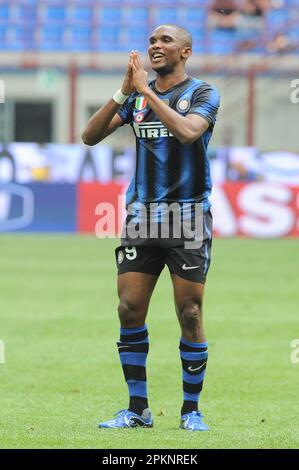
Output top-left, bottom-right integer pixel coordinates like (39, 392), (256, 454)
(133, 121), (173, 139)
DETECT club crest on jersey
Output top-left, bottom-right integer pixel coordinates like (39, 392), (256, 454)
(135, 96), (147, 111)
(176, 98), (190, 113)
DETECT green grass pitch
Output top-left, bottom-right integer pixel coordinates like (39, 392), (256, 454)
(0, 234), (299, 449)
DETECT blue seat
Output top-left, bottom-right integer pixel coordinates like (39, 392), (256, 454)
(10, 26), (24, 50)
(151, 0), (182, 4)
(98, 26), (120, 41)
(98, 0), (125, 4)
(73, 6), (92, 22)
(209, 30), (236, 54)
(17, 25), (36, 50)
(73, 0), (101, 3)
(41, 0), (67, 3)
(16, 5), (37, 23)
(192, 41), (207, 54)
(155, 8), (179, 24)
(179, 25), (206, 45)
(16, 0), (37, 4)
(152, 0), (209, 4)
(0, 25), (8, 48)
(97, 27), (120, 51)
(45, 5), (67, 22)
(40, 25), (66, 50)
(188, 25), (205, 35)
(1, 25), (34, 51)
(70, 26), (92, 50)
(100, 7), (121, 23)
(96, 42), (118, 52)
(109, 0), (152, 3)
(71, 27), (92, 40)
(126, 27), (148, 42)
(247, 45), (265, 54)
(289, 27), (299, 40)
(120, 28), (148, 52)
(0, 3), (9, 20)
(185, 9), (206, 24)
(125, 8), (148, 24)
(209, 42), (234, 54)
(188, 28), (205, 49)
(266, 9), (289, 27)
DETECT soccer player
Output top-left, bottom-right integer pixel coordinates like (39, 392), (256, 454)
(82, 25), (220, 431)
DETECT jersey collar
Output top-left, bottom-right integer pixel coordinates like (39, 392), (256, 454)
(152, 77), (191, 95)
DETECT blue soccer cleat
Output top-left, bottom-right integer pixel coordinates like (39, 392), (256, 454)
(98, 408), (153, 429)
(180, 411), (209, 431)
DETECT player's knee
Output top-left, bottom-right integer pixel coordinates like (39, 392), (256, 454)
(179, 301), (202, 331)
(118, 299), (143, 327)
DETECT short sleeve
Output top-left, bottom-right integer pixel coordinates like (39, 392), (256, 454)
(117, 94), (135, 125)
(188, 84), (220, 129)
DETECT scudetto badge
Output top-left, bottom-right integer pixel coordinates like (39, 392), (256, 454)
(118, 250), (124, 264)
(176, 98), (190, 113)
(135, 96), (147, 110)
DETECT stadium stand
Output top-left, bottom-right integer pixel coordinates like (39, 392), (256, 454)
(0, 0), (298, 53)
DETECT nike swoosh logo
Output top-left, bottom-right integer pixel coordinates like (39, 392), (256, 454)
(188, 362), (207, 372)
(182, 264), (200, 270)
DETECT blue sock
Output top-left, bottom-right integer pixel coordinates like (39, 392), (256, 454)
(117, 324), (149, 415)
(179, 337), (208, 416)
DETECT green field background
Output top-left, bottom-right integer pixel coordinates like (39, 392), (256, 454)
(0, 235), (298, 449)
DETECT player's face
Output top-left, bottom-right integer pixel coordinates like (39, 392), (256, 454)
(148, 27), (188, 75)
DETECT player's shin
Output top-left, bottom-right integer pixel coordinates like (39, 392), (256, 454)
(179, 338), (208, 415)
(117, 325), (149, 415)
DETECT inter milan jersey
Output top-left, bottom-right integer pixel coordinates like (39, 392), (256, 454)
(118, 77), (220, 212)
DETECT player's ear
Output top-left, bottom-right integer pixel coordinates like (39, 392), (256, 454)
(181, 47), (192, 59)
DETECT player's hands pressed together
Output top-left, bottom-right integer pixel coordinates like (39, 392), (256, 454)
(131, 52), (149, 95)
(121, 53), (136, 95)
(82, 51), (137, 145)
(82, 47), (209, 147)
(130, 52), (208, 144)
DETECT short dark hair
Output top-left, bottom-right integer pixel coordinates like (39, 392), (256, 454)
(154, 24), (193, 48)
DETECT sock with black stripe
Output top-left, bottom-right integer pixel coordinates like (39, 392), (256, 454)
(118, 324), (149, 416)
(179, 337), (208, 416)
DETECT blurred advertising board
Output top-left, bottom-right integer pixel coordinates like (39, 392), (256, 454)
(1, 143), (299, 185)
(0, 143), (134, 184)
(77, 182), (126, 235)
(0, 183), (76, 232)
(211, 182), (299, 238)
(81, 182), (299, 238)
(1, 181), (298, 237)
(1, 142), (299, 237)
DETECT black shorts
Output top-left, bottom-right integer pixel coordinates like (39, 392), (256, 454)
(115, 211), (213, 283)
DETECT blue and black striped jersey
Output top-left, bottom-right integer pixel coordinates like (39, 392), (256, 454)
(118, 77), (220, 211)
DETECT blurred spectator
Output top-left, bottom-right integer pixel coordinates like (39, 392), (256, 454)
(241, 0), (264, 18)
(255, 0), (271, 13)
(236, 0), (266, 50)
(236, 0), (298, 53)
(266, 33), (297, 54)
(208, 0), (240, 30)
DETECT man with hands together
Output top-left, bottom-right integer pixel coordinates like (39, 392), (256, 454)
(82, 24), (220, 432)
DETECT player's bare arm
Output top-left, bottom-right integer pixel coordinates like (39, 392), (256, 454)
(82, 54), (135, 146)
(131, 52), (209, 144)
(81, 100), (122, 146)
(99, 25), (220, 432)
